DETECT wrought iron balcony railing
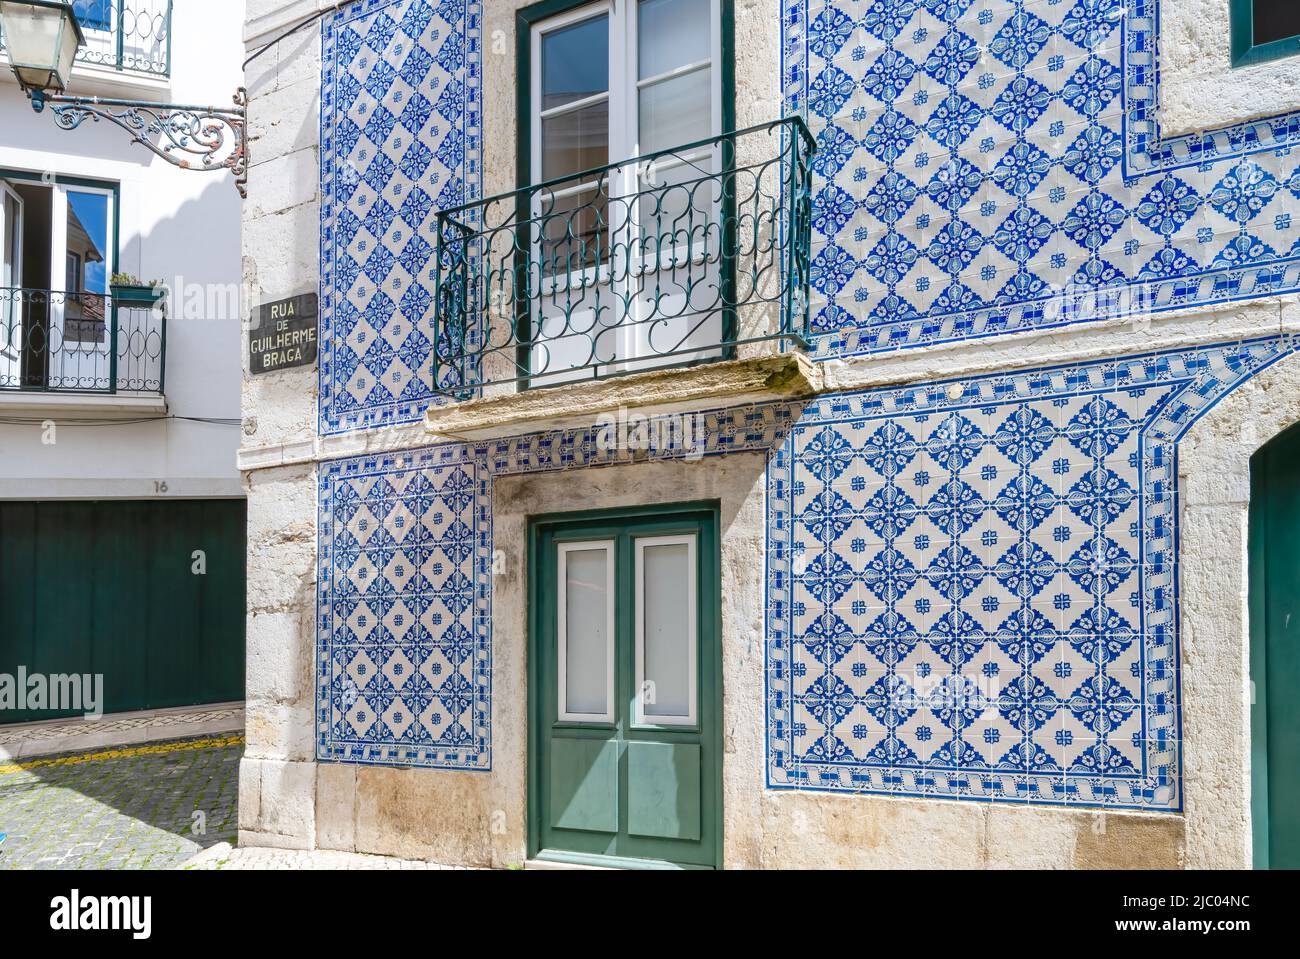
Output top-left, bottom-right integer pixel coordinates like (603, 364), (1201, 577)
(433, 116), (815, 398)
(0, 1), (171, 78)
(0, 288), (165, 394)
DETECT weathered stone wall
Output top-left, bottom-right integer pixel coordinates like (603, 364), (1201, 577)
(236, 0), (1300, 868)
(1161, 0), (1300, 137)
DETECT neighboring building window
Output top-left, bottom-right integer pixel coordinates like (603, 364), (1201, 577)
(1231, 0), (1300, 67)
(72, 0), (113, 32)
(0, 171), (116, 364)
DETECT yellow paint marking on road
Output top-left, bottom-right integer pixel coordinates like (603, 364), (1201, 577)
(0, 734), (245, 775)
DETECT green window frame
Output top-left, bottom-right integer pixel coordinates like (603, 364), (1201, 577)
(0, 167), (121, 292)
(511, 0), (739, 384)
(1231, 0), (1300, 68)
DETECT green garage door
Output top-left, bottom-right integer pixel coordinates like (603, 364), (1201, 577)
(0, 499), (246, 723)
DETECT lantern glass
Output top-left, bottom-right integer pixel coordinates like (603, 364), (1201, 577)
(0, 1), (85, 94)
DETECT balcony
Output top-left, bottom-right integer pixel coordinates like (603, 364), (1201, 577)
(0, 1), (171, 79)
(0, 288), (165, 396)
(431, 117), (815, 411)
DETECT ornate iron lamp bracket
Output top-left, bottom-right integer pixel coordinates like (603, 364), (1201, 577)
(31, 87), (249, 198)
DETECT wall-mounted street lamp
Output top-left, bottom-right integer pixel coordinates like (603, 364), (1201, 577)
(0, 0), (247, 196)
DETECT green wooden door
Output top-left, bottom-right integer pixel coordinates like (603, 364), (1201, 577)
(1250, 424), (1300, 868)
(529, 504), (721, 868)
(0, 499), (246, 723)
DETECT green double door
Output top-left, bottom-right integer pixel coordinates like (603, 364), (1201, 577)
(1250, 424), (1300, 868)
(530, 505), (721, 869)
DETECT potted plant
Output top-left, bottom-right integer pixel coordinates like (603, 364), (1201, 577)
(109, 273), (167, 307)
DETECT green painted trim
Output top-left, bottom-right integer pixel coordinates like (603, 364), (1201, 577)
(719, 0), (737, 354)
(1249, 447), (1271, 869)
(527, 500), (724, 869)
(0, 166), (121, 281)
(1231, 0), (1300, 68)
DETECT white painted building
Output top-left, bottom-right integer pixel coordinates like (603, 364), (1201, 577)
(0, 1), (247, 721)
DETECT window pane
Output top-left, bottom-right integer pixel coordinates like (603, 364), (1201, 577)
(66, 191), (107, 294)
(1255, 1), (1300, 46)
(563, 547), (610, 718)
(639, 0), (710, 79)
(637, 153), (719, 253)
(543, 15), (609, 110)
(73, 0), (113, 32)
(541, 100), (611, 270)
(542, 100), (609, 182)
(2, 192), (18, 287)
(641, 541), (692, 720)
(639, 68), (711, 155)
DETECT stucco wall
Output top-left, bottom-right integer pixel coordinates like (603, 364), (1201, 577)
(0, 0), (246, 500)
(1160, 0), (1300, 138)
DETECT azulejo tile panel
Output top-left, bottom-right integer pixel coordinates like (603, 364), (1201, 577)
(765, 335), (1298, 808)
(783, 0), (1300, 358)
(317, 446), (493, 769)
(319, 0), (482, 436)
(317, 404), (801, 769)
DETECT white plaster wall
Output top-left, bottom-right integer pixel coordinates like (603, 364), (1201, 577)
(1160, 0), (1300, 138)
(0, 0), (246, 500)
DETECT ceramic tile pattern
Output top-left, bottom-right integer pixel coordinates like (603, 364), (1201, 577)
(319, 0), (482, 435)
(316, 405), (802, 769)
(310, 0), (1300, 817)
(766, 335), (1298, 809)
(783, 0), (1300, 357)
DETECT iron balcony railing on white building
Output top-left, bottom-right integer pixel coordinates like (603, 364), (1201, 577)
(0, 1), (171, 78)
(0, 287), (165, 394)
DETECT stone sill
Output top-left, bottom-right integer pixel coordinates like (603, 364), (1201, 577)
(0, 391), (166, 418)
(424, 353), (822, 442)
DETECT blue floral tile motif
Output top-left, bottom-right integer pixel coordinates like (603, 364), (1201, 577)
(765, 335), (1299, 808)
(317, 448), (493, 769)
(319, 0), (481, 436)
(317, 403), (802, 769)
(783, 0), (1300, 358)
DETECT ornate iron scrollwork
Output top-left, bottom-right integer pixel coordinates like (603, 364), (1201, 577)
(36, 87), (249, 197)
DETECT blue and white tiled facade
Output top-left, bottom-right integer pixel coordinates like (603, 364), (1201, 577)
(785, 0), (1300, 357)
(315, 405), (801, 769)
(766, 336), (1298, 809)
(317, 446), (493, 769)
(300, 0), (1300, 838)
(318, 0), (481, 435)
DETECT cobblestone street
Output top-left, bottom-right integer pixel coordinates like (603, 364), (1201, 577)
(0, 735), (242, 870)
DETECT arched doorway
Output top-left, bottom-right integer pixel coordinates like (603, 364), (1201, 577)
(1249, 420), (1300, 868)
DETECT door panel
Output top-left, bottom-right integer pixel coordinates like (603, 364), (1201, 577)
(550, 737), (620, 833)
(0, 499), (247, 722)
(635, 535), (696, 724)
(1250, 426), (1300, 868)
(558, 541), (615, 721)
(626, 741), (700, 840)
(531, 506), (721, 868)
